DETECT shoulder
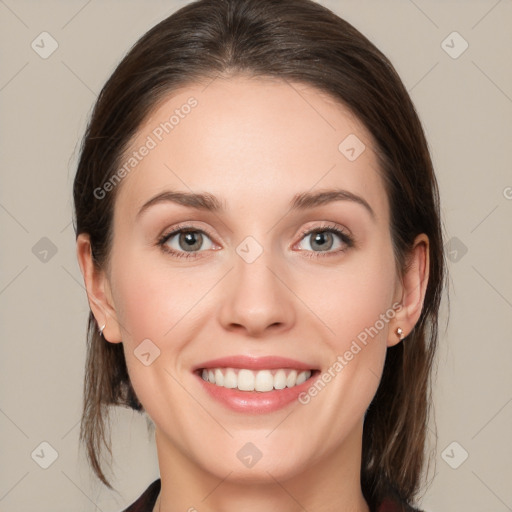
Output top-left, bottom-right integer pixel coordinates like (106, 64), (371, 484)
(121, 479), (161, 512)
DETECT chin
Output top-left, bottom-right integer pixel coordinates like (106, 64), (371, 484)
(209, 436), (309, 479)
(203, 455), (308, 485)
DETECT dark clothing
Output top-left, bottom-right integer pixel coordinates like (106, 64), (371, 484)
(122, 479), (160, 512)
(122, 479), (424, 512)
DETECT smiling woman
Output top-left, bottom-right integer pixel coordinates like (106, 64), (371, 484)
(72, 1), (446, 511)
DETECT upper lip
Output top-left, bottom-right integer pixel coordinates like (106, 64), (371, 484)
(193, 355), (316, 372)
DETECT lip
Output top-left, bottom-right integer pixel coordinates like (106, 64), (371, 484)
(193, 355), (315, 372)
(193, 355), (319, 414)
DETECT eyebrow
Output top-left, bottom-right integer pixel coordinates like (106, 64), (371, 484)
(136, 190), (224, 219)
(290, 189), (375, 220)
(136, 188), (375, 220)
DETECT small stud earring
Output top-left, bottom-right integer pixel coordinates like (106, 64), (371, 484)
(99, 323), (106, 336)
(396, 327), (404, 340)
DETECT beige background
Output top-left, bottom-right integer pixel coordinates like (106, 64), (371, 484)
(1, 0), (511, 510)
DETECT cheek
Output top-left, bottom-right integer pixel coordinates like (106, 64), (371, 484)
(111, 227), (397, 353)
(295, 248), (396, 420)
(108, 251), (210, 429)
(296, 246), (397, 353)
(110, 250), (210, 344)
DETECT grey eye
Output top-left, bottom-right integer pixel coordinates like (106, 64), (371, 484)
(164, 230), (214, 253)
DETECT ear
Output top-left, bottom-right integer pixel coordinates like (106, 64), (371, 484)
(76, 233), (122, 343)
(388, 233), (430, 347)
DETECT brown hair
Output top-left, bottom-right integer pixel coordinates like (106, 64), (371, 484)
(73, 0), (446, 508)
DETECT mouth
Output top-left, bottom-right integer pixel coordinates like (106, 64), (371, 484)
(192, 356), (320, 414)
(195, 367), (317, 392)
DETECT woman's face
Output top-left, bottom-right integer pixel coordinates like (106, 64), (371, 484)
(101, 75), (404, 482)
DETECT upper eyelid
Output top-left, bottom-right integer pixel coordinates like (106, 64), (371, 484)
(160, 223), (217, 240)
(296, 222), (350, 237)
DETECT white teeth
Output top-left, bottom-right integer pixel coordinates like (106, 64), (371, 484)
(237, 369), (255, 391)
(286, 370), (297, 388)
(254, 370), (274, 392)
(274, 369), (287, 390)
(214, 368), (224, 387)
(296, 371), (307, 385)
(224, 368), (237, 388)
(200, 367), (312, 392)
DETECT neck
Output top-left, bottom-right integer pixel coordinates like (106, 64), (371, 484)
(153, 422), (370, 512)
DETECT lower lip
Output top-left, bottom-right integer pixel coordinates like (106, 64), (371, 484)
(194, 371), (319, 414)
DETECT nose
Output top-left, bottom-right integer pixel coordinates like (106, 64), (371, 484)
(218, 248), (296, 337)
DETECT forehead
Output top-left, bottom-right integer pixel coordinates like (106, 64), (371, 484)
(114, 75), (388, 224)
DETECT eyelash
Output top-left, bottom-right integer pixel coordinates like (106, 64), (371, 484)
(156, 222), (354, 260)
(157, 223), (218, 260)
(296, 223), (354, 259)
